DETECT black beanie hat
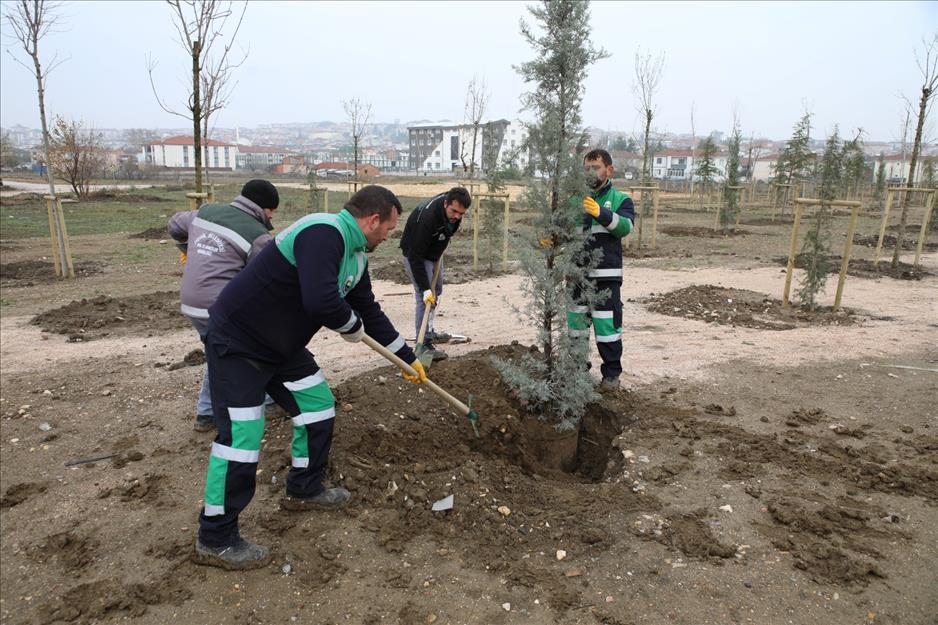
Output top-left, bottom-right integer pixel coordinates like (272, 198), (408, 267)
(241, 179), (279, 210)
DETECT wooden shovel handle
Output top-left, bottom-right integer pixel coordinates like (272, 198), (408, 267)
(361, 334), (469, 417)
(416, 258), (443, 345)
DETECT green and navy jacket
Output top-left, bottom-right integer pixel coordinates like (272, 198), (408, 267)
(580, 180), (634, 282)
(209, 209), (416, 365)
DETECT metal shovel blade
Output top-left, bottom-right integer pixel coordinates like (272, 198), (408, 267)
(415, 344), (435, 370)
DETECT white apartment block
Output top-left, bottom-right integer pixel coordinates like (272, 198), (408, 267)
(143, 135), (238, 170)
(408, 119), (529, 173)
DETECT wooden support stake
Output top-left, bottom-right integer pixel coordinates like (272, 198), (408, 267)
(833, 203), (861, 311)
(472, 200), (479, 271)
(650, 188), (660, 249)
(44, 195), (62, 277)
(873, 189), (895, 266)
(782, 201), (805, 308)
(186, 192), (208, 212)
(324, 189), (330, 213)
(913, 190), (936, 267)
(502, 195), (511, 270)
(55, 198), (76, 279)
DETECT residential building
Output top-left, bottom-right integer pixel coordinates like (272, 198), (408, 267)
(143, 135), (238, 170)
(650, 149), (729, 182)
(871, 154), (930, 185)
(407, 119), (529, 173)
(237, 145), (296, 171)
(271, 155), (308, 176)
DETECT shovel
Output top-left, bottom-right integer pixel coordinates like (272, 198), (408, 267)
(362, 334), (480, 438)
(414, 258), (443, 369)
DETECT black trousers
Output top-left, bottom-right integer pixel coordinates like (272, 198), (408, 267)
(198, 331), (336, 547)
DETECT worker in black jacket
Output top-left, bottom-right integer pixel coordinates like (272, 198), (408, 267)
(399, 187), (471, 361)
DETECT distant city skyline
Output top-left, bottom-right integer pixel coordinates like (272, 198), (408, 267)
(1, 1), (934, 143)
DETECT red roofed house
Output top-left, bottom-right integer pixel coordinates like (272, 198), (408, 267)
(143, 135), (238, 171)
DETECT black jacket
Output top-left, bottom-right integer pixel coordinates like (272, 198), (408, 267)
(399, 193), (461, 291)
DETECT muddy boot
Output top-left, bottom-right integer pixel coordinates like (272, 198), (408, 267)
(193, 536), (270, 570)
(599, 377), (620, 392)
(282, 487), (351, 511)
(193, 414), (215, 432)
(422, 341), (448, 362)
(426, 329), (452, 344)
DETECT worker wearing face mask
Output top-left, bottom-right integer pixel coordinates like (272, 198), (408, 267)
(569, 149), (635, 391)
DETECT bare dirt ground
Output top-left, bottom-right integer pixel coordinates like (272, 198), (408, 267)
(1, 198), (937, 625)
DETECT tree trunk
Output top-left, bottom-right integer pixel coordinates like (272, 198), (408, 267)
(638, 109), (652, 248)
(470, 124), (479, 179)
(891, 86), (929, 268)
(353, 136), (359, 179)
(32, 46), (67, 276)
(192, 40), (203, 194)
(203, 114), (211, 186)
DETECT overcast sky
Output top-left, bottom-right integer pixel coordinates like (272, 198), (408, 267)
(1, 1), (935, 141)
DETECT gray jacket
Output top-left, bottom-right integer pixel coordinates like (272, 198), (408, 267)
(168, 195), (274, 319)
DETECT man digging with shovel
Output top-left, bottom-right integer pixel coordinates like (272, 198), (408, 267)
(193, 185), (427, 570)
(399, 187), (472, 363)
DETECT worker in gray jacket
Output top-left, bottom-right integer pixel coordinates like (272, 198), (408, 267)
(168, 180), (280, 431)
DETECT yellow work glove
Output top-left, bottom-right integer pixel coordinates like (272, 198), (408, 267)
(538, 236), (554, 248)
(583, 196), (601, 218)
(402, 359), (427, 385)
(422, 289), (437, 306)
(180, 252), (187, 265)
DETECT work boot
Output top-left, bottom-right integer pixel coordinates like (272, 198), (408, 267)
(422, 341), (448, 362)
(599, 376), (620, 392)
(281, 487), (351, 511)
(193, 536), (270, 570)
(425, 329), (452, 344)
(193, 414), (215, 432)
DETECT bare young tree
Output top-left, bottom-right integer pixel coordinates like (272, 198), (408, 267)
(892, 33), (938, 268)
(199, 9), (248, 184)
(745, 133), (765, 198)
(633, 49), (665, 186)
(632, 48), (665, 248)
(689, 101), (697, 199)
(343, 98), (372, 179)
(147, 0), (247, 193)
(460, 75), (490, 179)
(3, 0), (70, 276)
(47, 116), (105, 198)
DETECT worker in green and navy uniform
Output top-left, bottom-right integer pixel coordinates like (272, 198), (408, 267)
(568, 149), (635, 391)
(193, 186), (427, 571)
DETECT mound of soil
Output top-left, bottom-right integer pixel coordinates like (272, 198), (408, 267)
(775, 254), (932, 280)
(370, 254), (507, 285)
(31, 291), (188, 341)
(0, 192), (45, 205)
(129, 226), (170, 240)
(0, 260), (104, 285)
(622, 247), (691, 259)
(643, 284), (855, 330)
(84, 190), (171, 203)
(659, 226), (752, 237)
(853, 233), (938, 252)
(317, 345), (920, 593)
(738, 217), (795, 226)
(299, 344), (658, 601)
